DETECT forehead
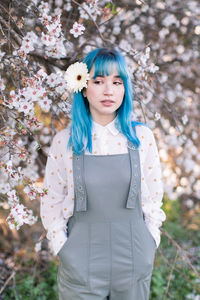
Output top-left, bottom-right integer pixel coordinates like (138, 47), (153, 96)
(90, 62), (120, 78)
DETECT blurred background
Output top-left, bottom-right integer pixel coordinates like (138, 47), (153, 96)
(0, 0), (199, 299)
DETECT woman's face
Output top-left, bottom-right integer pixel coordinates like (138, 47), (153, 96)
(83, 64), (125, 123)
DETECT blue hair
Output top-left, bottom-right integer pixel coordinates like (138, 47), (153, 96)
(67, 48), (148, 154)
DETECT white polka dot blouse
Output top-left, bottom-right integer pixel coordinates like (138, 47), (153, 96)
(40, 117), (166, 256)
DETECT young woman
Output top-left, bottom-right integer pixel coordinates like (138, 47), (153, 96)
(40, 47), (166, 300)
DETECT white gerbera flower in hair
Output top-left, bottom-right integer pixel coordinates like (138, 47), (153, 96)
(64, 62), (90, 93)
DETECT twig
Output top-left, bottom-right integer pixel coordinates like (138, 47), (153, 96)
(162, 249), (179, 300)
(99, 7), (123, 27)
(0, 269), (16, 295)
(12, 271), (20, 300)
(0, 2), (24, 37)
(161, 229), (200, 279)
(71, 0), (109, 45)
(0, 15), (21, 45)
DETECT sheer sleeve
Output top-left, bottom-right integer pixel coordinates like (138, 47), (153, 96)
(40, 130), (68, 255)
(140, 126), (166, 248)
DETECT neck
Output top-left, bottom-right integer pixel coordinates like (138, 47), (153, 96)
(91, 114), (116, 126)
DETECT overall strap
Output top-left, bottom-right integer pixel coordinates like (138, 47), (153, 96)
(126, 138), (141, 209)
(72, 152), (87, 212)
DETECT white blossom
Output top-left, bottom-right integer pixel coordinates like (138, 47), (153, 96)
(6, 203), (38, 230)
(0, 50), (5, 60)
(41, 33), (56, 47)
(0, 183), (11, 194)
(38, 1), (50, 14)
(7, 190), (19, 207)
(0, 76), (5, 91)
(64, 2), (72, 12)
(182, 114), (188, 125)
(70, 22), (85, 38)
(155, 112), (161, 120)
(38, 98), (52, 112)
(162, 14), (180, 27)
(18, 99), (34, 116)
(159, 28), (169, 39)
(46, 73), (60, 87)
(35, 241), (42, 252)
(148, 63), (159, 73)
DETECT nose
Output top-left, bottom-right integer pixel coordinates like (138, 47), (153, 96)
(103, 82), (113, 96)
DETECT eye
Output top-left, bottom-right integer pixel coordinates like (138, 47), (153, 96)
(94, 80), (103, 84)
(114, 81), (123, 85)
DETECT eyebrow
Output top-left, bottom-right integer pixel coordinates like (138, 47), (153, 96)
(94, 75), (122, 79)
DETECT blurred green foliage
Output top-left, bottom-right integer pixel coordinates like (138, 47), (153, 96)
(4, 261), (59, 300)
(3, 198), (200, 300)
(150, 197), (200, 299)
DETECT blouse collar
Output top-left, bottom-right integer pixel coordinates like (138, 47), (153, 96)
(92, 116), (119, 137)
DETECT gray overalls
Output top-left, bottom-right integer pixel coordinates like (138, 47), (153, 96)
(57, 139), (157, 300)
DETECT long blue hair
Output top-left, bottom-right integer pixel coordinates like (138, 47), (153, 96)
(67, 48), (148, 154)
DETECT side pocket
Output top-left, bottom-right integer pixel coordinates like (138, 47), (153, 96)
(57, 223), (89, 287)
(57, 239), (68, 257)
(142, 213), (157, 249)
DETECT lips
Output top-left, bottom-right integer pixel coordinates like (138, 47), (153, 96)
(101, 100), (114, 103)
(101, 100), (114, 107)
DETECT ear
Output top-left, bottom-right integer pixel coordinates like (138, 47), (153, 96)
(82, 88), (87, 98)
